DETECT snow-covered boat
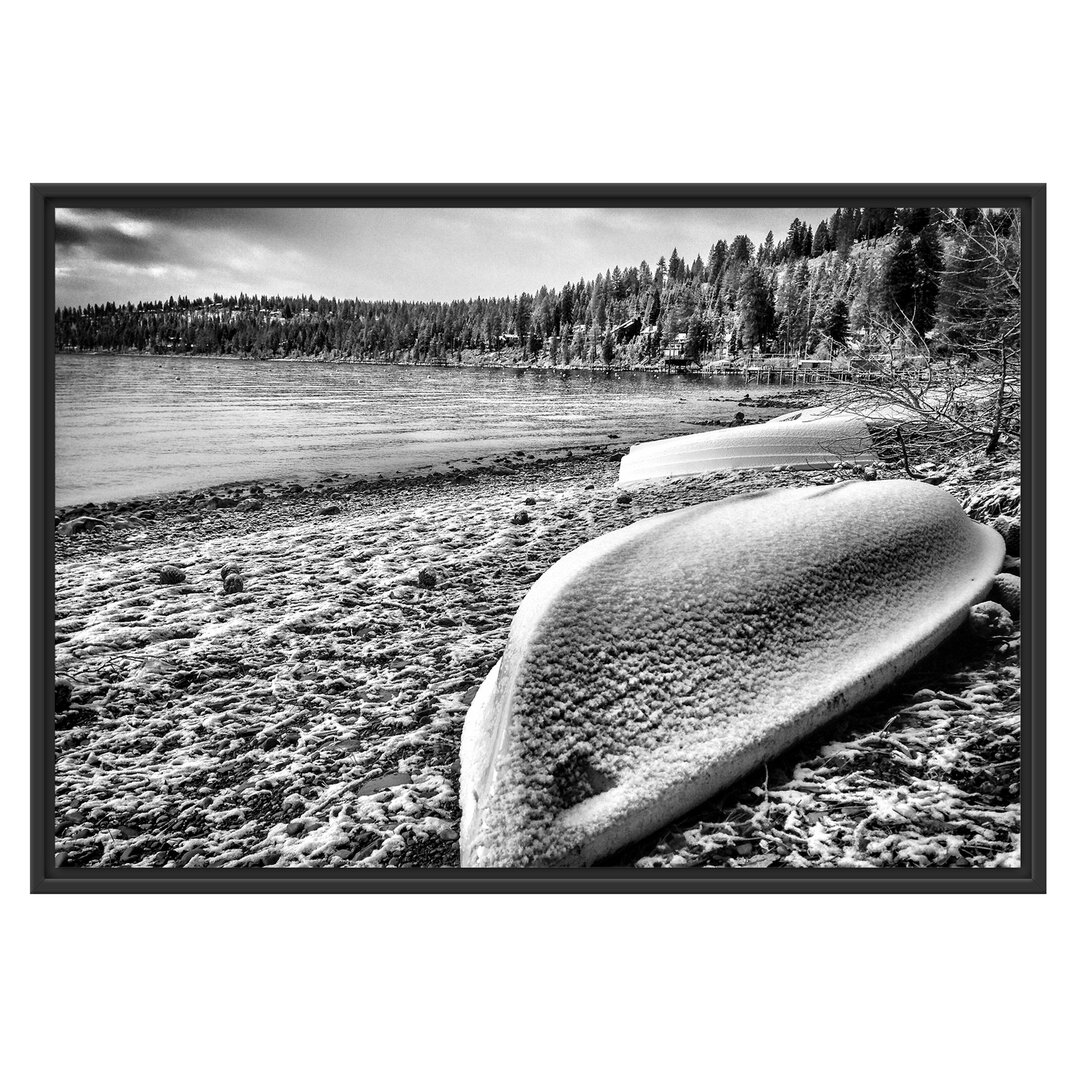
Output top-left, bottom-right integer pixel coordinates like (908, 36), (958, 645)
(617, 405), (878, 486)
(459, 480), (1003, 868)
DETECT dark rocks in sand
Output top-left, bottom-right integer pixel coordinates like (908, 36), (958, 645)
(223, 573), (244, 595)
(967, 601), (1014, 640)
(524, 497), (537, 506)
(511, 510), (530, 525)
(318, 504), (343, 516)
(990, 573), (1021, 617)
(220, 561), (241, 581)
(357, 772), (413, 796)
(237, 498), (264, 512)
(55, 677), (73, 714)
(62, 516), (106, 536)
(993, 516), (1020, 556)
(197, 495), (231, 511)
(159, 564), (186, 585)
(616, 493), (632, 505)
(417, 568), (438, 589)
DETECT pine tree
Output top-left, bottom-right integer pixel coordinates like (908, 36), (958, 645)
(736, 264), (774, 356)
(826, 298), (849, 344)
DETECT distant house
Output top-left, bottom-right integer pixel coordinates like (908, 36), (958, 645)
(613, 316), (642, 344)
(663, 332), (689, 360)
(798, 355), (852, 374)
(798, 357), (833, 372)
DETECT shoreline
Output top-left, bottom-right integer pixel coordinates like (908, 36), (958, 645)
(54, 390), (819, 516)
(55, 348), (828, 379)
(54, 436), (1021, 871)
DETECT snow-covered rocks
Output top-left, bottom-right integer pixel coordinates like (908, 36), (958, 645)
(460, 479), (1005, 868)
(617, 406), (877, 486)
(967, 601), (1014, 640)
(990, 573), (1021, 617)
(993, 516), (1021, 557)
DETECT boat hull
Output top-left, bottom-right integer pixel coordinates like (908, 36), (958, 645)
(459, 480), (1004, 868)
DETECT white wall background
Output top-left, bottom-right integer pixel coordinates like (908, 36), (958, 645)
(3, 3), (1073, 1077)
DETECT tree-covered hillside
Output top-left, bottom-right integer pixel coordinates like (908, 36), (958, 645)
(55, 206), (1017, 370)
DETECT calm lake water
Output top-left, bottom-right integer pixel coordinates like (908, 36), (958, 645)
(55, 354), (757, 506)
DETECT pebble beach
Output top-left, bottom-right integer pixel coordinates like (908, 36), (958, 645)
(53, 413), (1023, 871)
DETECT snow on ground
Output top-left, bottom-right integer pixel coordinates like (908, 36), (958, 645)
(53, 435), (1021, 871)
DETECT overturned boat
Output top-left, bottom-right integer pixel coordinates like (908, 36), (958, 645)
(459, 479), (1004, 868)
(617, 405), (880, 486)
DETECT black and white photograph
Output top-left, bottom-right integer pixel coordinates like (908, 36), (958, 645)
(37, 190), (1040, 882)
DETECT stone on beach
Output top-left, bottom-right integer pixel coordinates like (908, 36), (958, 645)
(158, 564), (186, 585)
(61, 516), (106, 536)
(967, 600), (1014, 640)
(223, 573), (244, 595)
(990, 573), (1021, 617)
(993, 515), (1021, 556)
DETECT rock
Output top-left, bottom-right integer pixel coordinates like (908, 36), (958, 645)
(55, 677), (73, 714)
(524, 497), (537, 506)
(237, 498), (264, 512)
(223, 573), (244, 595)
(511, 510), (530, 525)
(616, 493), (632, 505)
(993, 516), (1020, 556)
(318, 503), (342, 516)
(862, 465), (878, 481)
(63, 515), (106, 535)
(967, 600), (1014, 640)
(1002, 554), (1021, 576)
(357, 772), (413, 796)
(219, 561), (241, 581)
(990, 573), (1021, 617)
(417, 568), (438, 589)
(158, 564), (186, 585)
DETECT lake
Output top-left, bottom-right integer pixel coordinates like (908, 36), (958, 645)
(55, 354), (760, 506)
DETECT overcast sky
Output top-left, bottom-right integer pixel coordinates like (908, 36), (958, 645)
(54, 206), (837, 308)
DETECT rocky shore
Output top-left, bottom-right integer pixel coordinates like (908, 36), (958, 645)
(53, 424), (1021, 870)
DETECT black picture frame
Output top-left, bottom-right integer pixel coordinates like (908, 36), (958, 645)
(31, 183), (1046, 894)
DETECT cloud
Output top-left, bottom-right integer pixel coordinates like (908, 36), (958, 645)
(53, 205), (840, 308)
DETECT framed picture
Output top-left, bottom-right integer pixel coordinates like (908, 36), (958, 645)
(31, 184), (1045, 892)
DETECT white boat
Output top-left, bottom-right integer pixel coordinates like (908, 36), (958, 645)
(459, 480), (1004, 867)
(617, 405), (878, 486)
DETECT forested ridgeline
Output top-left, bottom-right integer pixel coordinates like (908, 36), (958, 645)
(55, 207), (1017, 369)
